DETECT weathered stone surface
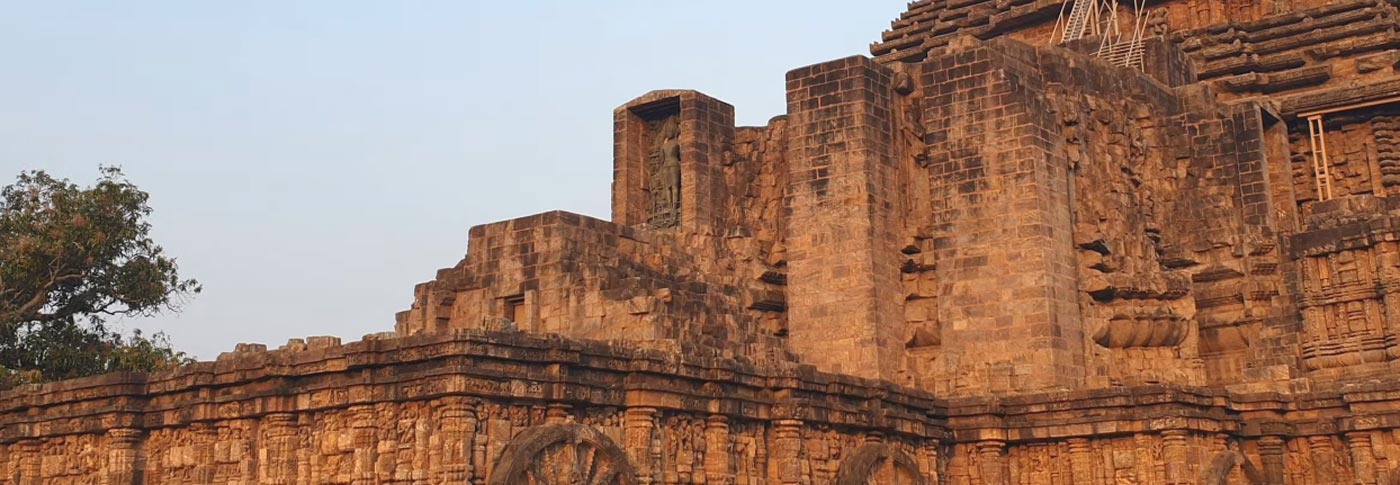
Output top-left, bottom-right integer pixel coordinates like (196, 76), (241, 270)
(14, 1), (1400, 483)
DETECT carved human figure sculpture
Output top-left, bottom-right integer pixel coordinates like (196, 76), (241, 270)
(649, 117), (682, 228)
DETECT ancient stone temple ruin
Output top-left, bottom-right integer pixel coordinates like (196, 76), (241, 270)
(14, 0), (1400, 483)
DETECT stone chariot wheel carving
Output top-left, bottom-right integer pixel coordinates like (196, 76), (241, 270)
(834, 443), (927, 485)
(489, 423), (636, 485)
(1202, 451), (1262, 485)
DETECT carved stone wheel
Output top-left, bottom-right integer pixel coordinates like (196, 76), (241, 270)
(489, 424), (635, 485)
(1202, 451), (1263, 485)
(833, 443), (927, 485)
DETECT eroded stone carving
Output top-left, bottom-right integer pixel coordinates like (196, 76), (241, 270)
(834, 443), (927, 485)
(649, 117), (681, 228)
(490, 424), (636, 485)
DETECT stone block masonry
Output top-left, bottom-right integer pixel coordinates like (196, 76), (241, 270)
(784, 56), (908, 382)
(14, 0), (1400, 482)
(612, 90), (736, 234)
(6, 329), (1400, 484)
(919, 40), (1085, 395)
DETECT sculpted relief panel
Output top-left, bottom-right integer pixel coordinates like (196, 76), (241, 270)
(490, 424), (635, 485)
(648, 116), (682, 229)
(834, 443), (927, 485)
(1060, 88), (1204, 387)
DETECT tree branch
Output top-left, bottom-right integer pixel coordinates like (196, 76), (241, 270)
(10, 273), (85, 323)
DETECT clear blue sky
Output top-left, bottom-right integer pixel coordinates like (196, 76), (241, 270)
(0, 1), (909, 360)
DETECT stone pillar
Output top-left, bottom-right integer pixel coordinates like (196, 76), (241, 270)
(625, 407), (659, 485)
(104, 428), (143, 485)
(1255, 436), (1286, 485)
(435, 398), (477, 484)
(297, 415), (315, 484)
(976, 440), (1007, 485)
(1378, 242), (1400, 363)
(921, 441), (941, 484)
(773, 420), (804, 485)
(16, 440), (40, 485)
(784, 55), (907, 381)
(1068, 438), (1094, 484)
(705, 415), (732, 483)
(1308, 436), (1335, 485)
(546, 404), (571, 425)
(754, 431), (769, 485)
(258, 413), (298, 484)
(350, 406), (378, 485)
(189, 423), (217, 484)
(212, 421), (253, 485)
(1347, 432), (1379, 485)
(472, 423), (489, 485)
(1162, 430), (1190, 485)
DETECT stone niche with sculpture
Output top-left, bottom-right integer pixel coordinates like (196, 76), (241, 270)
(640, 101), (682, 229)
(611, 90), (736, 234)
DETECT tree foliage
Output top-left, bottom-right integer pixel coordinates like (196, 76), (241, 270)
(0, 167), (199, 384)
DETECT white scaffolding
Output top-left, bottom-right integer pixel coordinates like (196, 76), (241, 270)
(1053, 0), (1151, 71)
(1297, 97), (1400, 202)
(1307, 116), (1335, 201)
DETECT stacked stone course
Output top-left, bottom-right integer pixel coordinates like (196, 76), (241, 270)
(17, 0), (1400, 483)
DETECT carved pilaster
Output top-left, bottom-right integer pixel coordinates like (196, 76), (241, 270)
(921, 441), (941, 485)
(1377, 243), (1400, 361)
(16, 440), (40, 485)
(298, 415), (315, 484)
(191, 423), (218, 484)
(472, 422), (488, 485)
(1347, 432), (1379, 485)
(546, 403), (571, 425)
(772, 420), (804, 485)
(434, 398), (477, 484)
(258, 413), (298, 484)
(104, 428), (143, 485)
(1068, 438), (1093, 484)
(350, 405), (378, 485)
(1161, 430), (1190, 485)
(1375, 116), (1400, 193)
(705, 415), (732, 484)
(1308, 435), (1335, 485)
(753, 429), (768, 485)
(625, 407), (658, 485)
(1257, 435), (1287, 485)
(975, 440), (1007, 485)
(220, 421), (259, 485)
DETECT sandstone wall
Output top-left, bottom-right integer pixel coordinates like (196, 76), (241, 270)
(783, 56), (908, 382)
(0, 331), (947, 484)
(1176, 1), (1400, 108)
(22, 1), (1400, 483)
(397, 26), (1400, 401)
(5, 331), (1400, 483)
(872, 36), (1299, 396)
(394, 210), (787, 362)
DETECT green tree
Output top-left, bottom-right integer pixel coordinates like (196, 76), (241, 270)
(0, 167), (200, 385)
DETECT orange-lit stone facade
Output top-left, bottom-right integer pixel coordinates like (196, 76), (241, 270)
(11, 1), (1400, 483)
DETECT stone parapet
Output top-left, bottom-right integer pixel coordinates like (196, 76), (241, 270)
(5, 331), (1400, 483)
